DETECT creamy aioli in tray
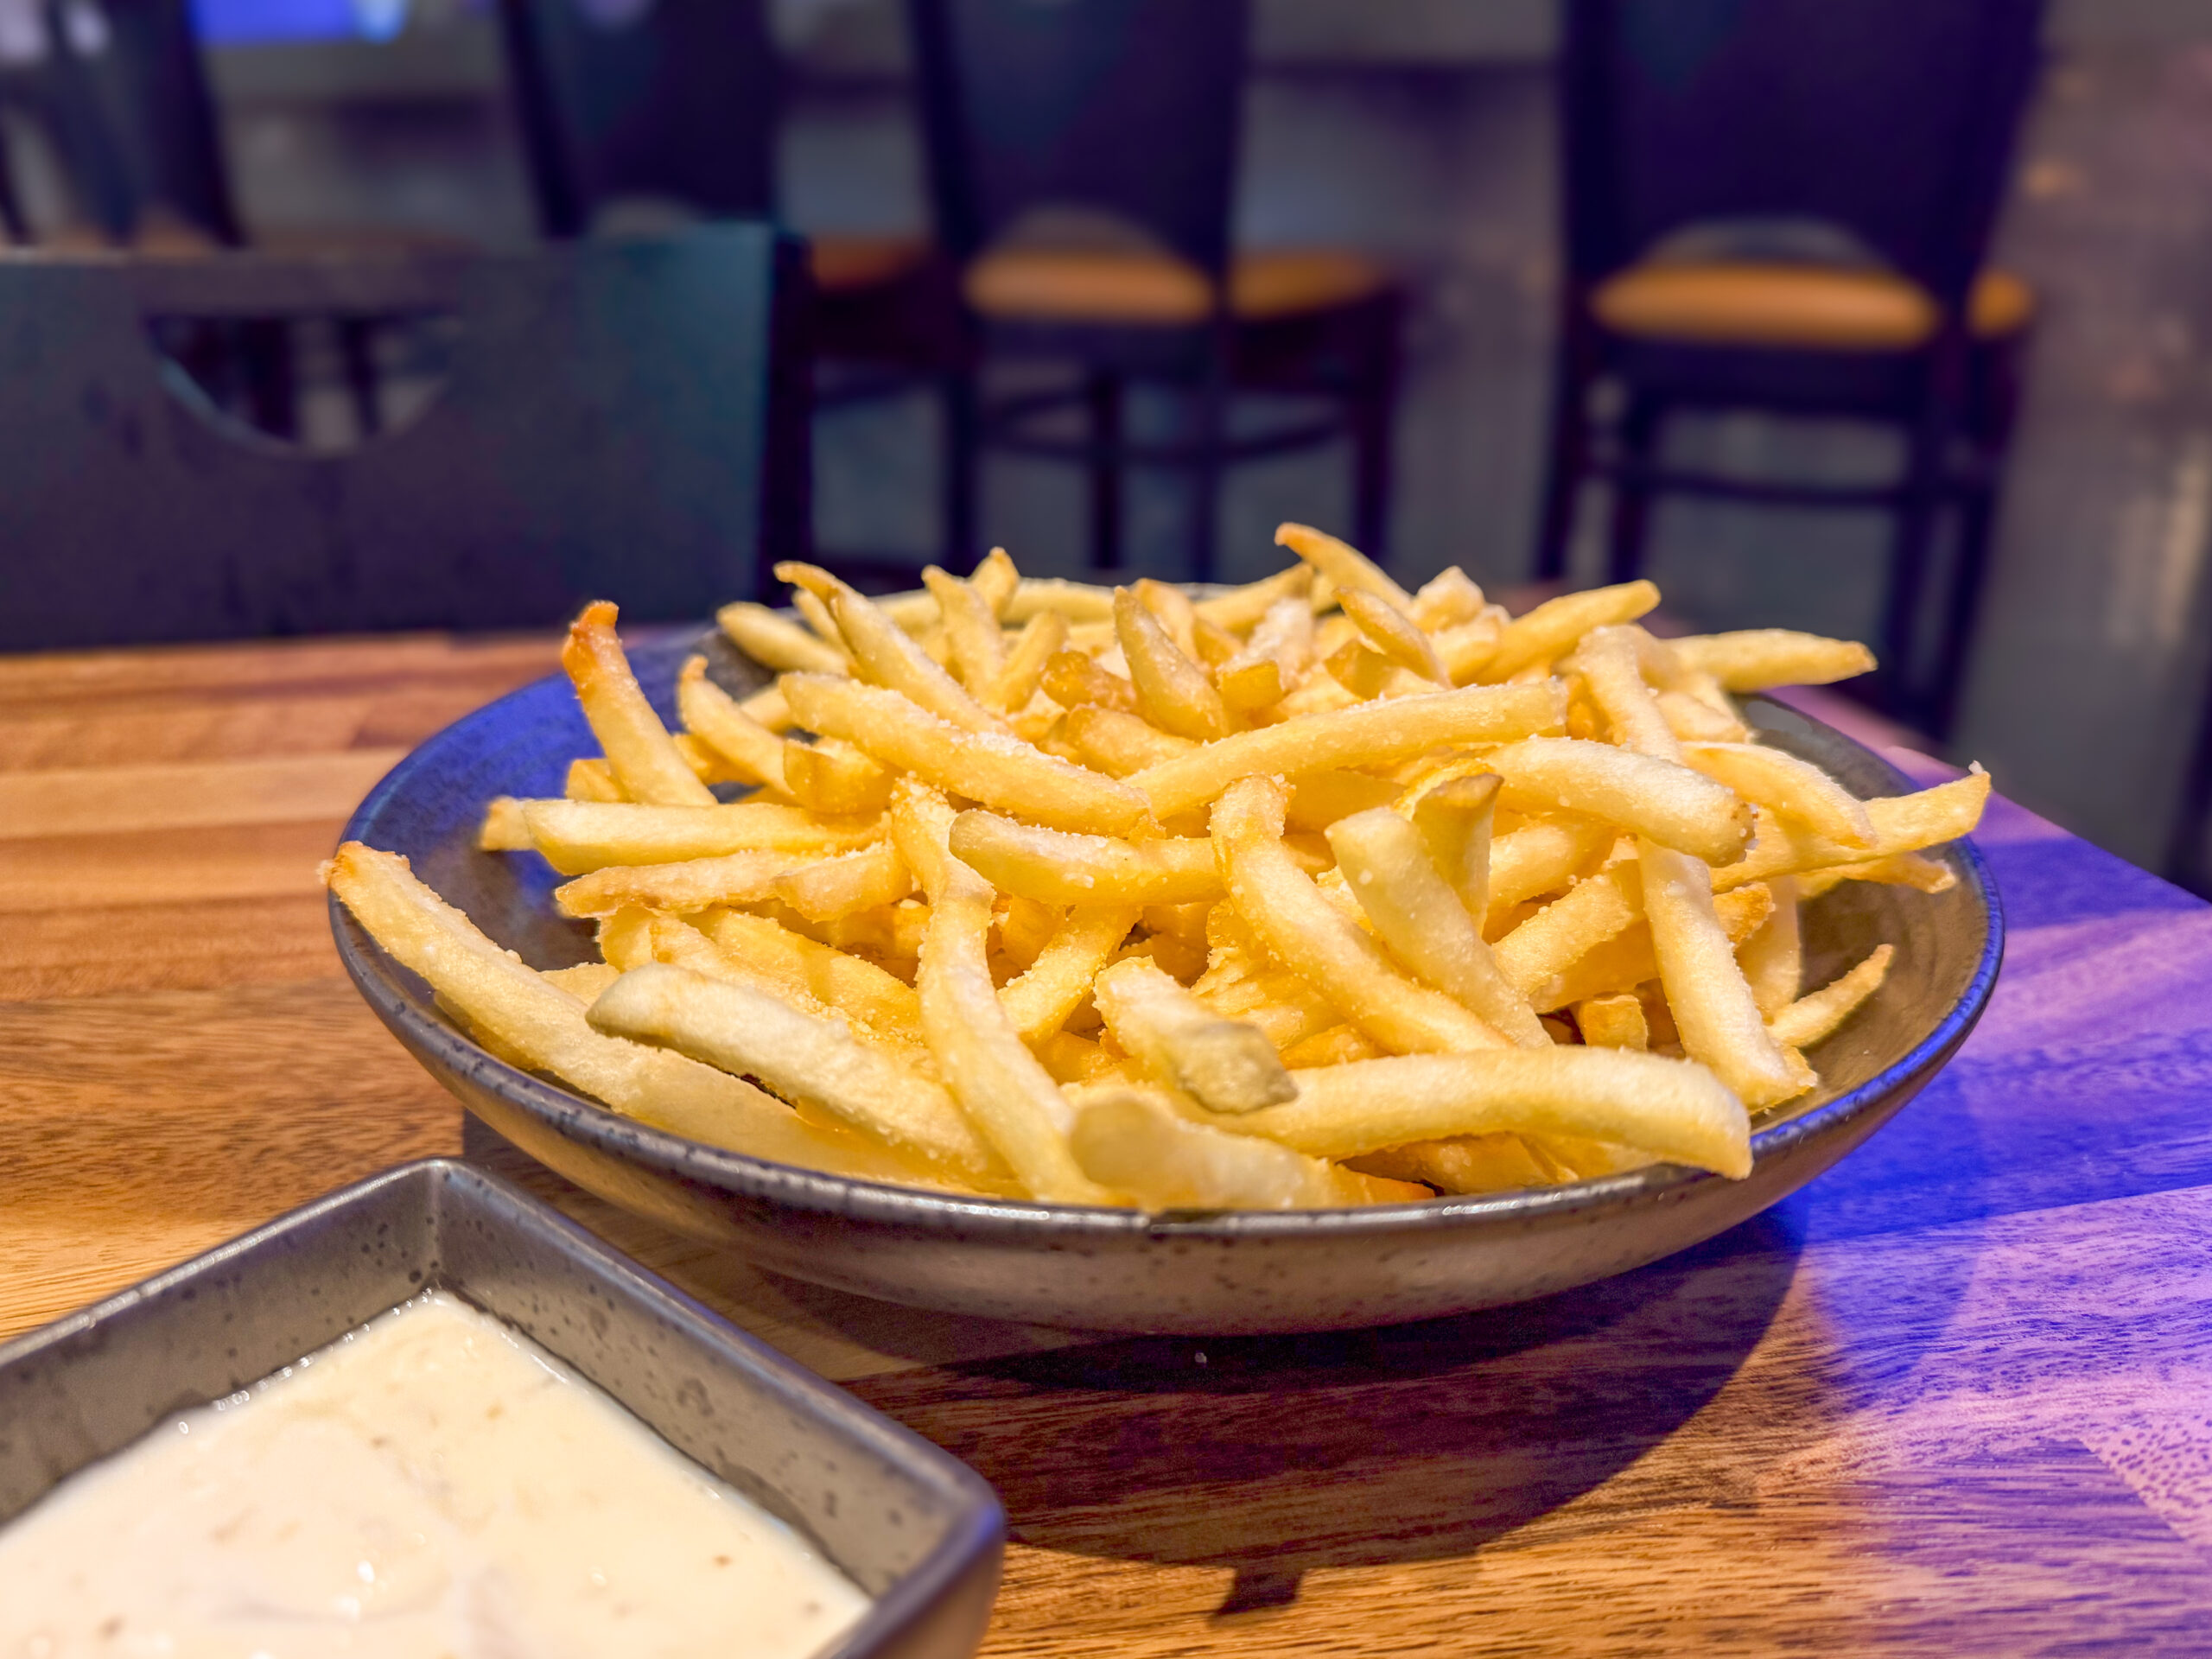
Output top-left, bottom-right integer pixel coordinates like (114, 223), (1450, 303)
(0, 1292), (869, 1658)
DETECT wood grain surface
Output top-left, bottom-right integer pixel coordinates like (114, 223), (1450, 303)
(4, 634), (2211, 1655)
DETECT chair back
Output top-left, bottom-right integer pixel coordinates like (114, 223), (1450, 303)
(1560, 0), (2042, 306)
(35, 0), (238, 243)
(0, 225), (808, 649)
(496, 0), (778, 238)
(906, 0), (1248, 276)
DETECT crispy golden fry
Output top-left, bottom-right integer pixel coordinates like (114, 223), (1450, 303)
(1218, 1048), (1751, 1179)
(562, 602), (716, 806)
(564, 757), (628, 802)
(788, 587), (842, 652)
(1069, 1085), (1421, 1208)
(782, 737), (895, 815)
(323, 843), (938, 1185)
(1214, 775), (1512, 1054)
(1325, 807), (1550, 1048)
(1054, 704), (1187, 778)
(893, 782), (1113, 1203)
(1094, 957), (1297, 1113)
(1484, 815), (1612, 933)
(1350, 1134), (1549, 1194)
(1281, 769), (1401, 832)
(1671, 629), (1876, 690)
(1643, 842), (1804, 1107)
(818, 579), (1011, 736)
(1409, 771), (1501, 920)
(1683, 741), (1875, 849)
(479, 796), (531, 851)
(1341, 588), (1446, 684)
(1534, 884), (1772, 1014)
(1481, 582), (1660, 683)
(1041, 649), (1141, 715)
(1569, 625), (1679, 757)
(1280, 1024), (1383, 1068)
(717, 601), (850, 676)
(949, 810), (1220, 905)
(694, 908), (921, 1038)
(1409, 568), (1486, 630)
(1487, 738), (1750, 863)
(676, 657), (787, 787)
(1116, 585), (1232, 741)
(588, 963), (1001, 1179)
(988, 609), (1067, 715)
(1738, 877), (1802, 1017)
(784, 675), (1149, 835)
(1657, 689), (1751, 744)
(922, 566), (1007, 697)
(1229, 591), (1315, 691)
(1713, 770), (1991, 892)
(1034, 1029), (1118, 1084)
(1768, 944), (1894, 1048)
(517, 799), (877, 875)
(997, 576), (1117, 624)
(542, 962), (621, 1001)
(771, 842), (912, 922)
(997, 904), (1143, 1043)
(1573, 993), (1649, 1050)
(1491, 860), (1643, 1000)
(1132, 680), (1567, 820)
(1192, 562), (1314, 632)
(554, 848), (811, 918)
(1434, 614), (1503, 683)
(1794, 852), (1955, 899)
(1274, 521), (1415, 608)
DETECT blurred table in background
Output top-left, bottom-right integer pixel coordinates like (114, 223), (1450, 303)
(9, 631), (2212, 1653)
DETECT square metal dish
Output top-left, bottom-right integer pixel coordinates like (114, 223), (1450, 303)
(0, 1158), (1004, 1659)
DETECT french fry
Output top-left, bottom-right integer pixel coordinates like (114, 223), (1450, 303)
(782, 737), (895, 815)
(949, 810), (1221, 906)
(997, 903), (1143, 1044)
(1573, 994), (1649, 1051)
(562, 602), (716, 806)
(518, 799), (878, 875)
(922, 566), (1007, 697)
(1041, 650), (1141, 715)
(479, 796), (532, 851)
(987, 609), (1067, 715)
(1533, 884), (1772, 1013)
(1068, 1085), (1421, 1208)
(1131, 680), (1567, 820)
(1280, 1024), (1382, 1068)
(677, 657), (788, 787)
(1349, 1134), (1550, 1194)
(565, 757), (628, 802)
(1671, 629), (1876, 690)
(893, 782), (1114, 1202)
(323, 844), (939, 1185)
(1325, 806), (1551, 1047)
(1713, 771), (1991, 892)
(1491, 859), (1643, 1000)
(1192, 561), (1313, 631)
(1001, 576), (1118, 624)
(554, 848), (812, 918)
(717, 601), (850, 676)
(1683, 741), (1875, 849)
(1340, 588), (1446, 684)
(1484, 815), (1612, 933)
(1116, 585), (1232, 741)
(1487, 737), (1751, 863)
(1643, 842), (1804, 1108)
(1737, 876), (1802, 1017)
(1769, 944), (1894, 1048)
(784, 675), (1149, 835)
(542, 962), (621, 1001)
(771, 842), (912, 921)
(1217, 1048), (1752, 1179)
(1408, 771), (1501, 920)
(588, 962), (1001, 1179)
(1481, 582), (1659, 683)
(823, 580), (1012, 736)
(1795, 851), (1955, 898)
(1065, 705), (1197, 777)
(1093, 957), (1297, 1113)
(970, 545), (1020, 614)
(1408, 567), (1485, 631)
(1214, 775), (1512, 1055)
(1274, 521), (1415, 609)
(694, 908), (921, 1039)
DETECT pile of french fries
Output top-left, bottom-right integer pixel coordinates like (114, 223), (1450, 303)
(325, 524), (1989, 1210)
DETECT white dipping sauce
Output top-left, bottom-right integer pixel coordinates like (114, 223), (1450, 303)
(0, 1292), (870, 1658)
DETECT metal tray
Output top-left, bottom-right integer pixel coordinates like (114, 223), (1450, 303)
(0, 1158), (1004, 1659)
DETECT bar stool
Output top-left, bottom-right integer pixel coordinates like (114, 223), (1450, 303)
(907, 0), (1402, 580)
(1535, 0), (2044, 737)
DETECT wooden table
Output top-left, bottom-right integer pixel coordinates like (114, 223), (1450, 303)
(7, 632), (2212, 1655)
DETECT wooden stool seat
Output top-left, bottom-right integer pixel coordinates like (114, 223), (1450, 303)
(963, 245), (1389, 327)
(808, 233), (933, 294)
(1592, 261), (2033, 353)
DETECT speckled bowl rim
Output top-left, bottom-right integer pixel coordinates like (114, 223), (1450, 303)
(333, 658), (2005, 1247)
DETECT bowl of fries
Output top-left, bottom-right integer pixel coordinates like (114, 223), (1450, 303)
(327, 527), (2001, 1334)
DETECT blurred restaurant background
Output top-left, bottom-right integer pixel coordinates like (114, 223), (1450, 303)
(7, 0), (2212, 890)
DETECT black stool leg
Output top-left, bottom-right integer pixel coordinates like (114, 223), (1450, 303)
(337, 317), (382, 438)
(1535, 349), (1590, 582)
(941, 371), (978, 569)
(1351, 293), (1400, 562)
(1605, 392), (1663, 585)
(1190, 373), (1230, 587)
(1086, 369), (1123, 573)
(1880, 410), (1951, 729)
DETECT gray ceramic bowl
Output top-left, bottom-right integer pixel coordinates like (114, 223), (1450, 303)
(0, 1159), (1004, 1659)
(331, 632), (2002, 1335)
